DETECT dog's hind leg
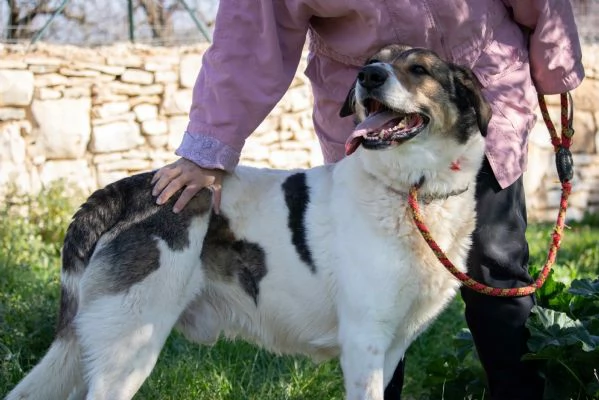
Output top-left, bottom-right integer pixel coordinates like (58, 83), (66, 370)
(77, 296), (177, 400)
(78, 239), (206, 400)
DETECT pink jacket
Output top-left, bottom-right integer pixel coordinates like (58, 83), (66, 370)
(176, 0), (585, 188)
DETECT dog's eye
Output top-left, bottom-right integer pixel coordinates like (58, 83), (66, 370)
(410, 65), (428, 75)
(366, 59), (381, 65)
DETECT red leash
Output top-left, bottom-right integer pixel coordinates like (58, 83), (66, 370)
(408, 93), (574, 297)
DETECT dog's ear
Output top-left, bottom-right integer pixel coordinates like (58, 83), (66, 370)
(451, 65), (492, 137)
(339, 80), (357, 118)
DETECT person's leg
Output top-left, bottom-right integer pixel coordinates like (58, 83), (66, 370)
(461, 158), (544, 399)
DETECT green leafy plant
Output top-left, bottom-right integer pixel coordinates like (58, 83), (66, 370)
(0, 181), (82, 389)
(418, 328), (487, 399)
(524, 278), (599, 400)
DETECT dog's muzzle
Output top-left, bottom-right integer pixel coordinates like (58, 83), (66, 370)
(345, 65), (429, 156)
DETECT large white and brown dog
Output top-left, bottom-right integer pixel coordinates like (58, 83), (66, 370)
(7, 45), (490, 400)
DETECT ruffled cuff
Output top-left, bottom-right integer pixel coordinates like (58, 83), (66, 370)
(175, 131), (240, 172)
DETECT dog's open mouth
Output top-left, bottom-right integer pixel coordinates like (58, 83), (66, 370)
(345, 99), (429, 156)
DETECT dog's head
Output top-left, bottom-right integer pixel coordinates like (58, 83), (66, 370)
(340, 45), (490, 191)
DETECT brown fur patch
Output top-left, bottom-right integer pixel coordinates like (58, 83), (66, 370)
(200, 213), (267, 304)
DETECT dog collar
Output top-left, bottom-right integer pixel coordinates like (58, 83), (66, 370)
(378, 175), (469, 204)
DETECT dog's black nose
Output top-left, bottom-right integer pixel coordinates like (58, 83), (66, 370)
(358, 65), (388, 89)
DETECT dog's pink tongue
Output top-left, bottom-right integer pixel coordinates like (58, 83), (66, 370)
(345, 111), (398, 156)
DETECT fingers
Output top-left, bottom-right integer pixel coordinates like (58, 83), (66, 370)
(209, 182), (222, 215)
(157, 177), (188, 208)
(152, 158), (225, 214)
(152, 163), (181, 197)
(173, 184), (202, 213)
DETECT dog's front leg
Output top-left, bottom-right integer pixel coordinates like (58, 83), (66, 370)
(338, 318), (390, 400)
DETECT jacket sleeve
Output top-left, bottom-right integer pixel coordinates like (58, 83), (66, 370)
(501, 0), (585, 95)
(176, 0), (310, 171)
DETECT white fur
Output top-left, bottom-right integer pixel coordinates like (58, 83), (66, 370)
(6, 59), (485, 400)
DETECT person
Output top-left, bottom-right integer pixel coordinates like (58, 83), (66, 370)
(151, 1), (585, 398)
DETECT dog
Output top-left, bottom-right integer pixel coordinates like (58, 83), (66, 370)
(6, 45), (490, 400)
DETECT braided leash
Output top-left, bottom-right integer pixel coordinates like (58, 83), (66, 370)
(408, 93), (574, 297)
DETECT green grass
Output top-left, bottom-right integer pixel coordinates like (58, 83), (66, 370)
(1, 184), (597, 399)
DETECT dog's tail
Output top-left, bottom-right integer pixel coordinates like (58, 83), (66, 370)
(5, 335), (83, 400)
(6, 173), (156, 400)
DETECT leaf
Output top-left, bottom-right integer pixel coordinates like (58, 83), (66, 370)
(569, 279), (599, 299)
(569, 296), (599, 323)
(526, 306), (597, 352)
(452, 329), (476, 362)
(532, 269), (572, 312)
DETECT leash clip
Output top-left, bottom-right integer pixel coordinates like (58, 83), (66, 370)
(555, 146), (574, 183)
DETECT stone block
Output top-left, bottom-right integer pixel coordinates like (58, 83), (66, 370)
(571, 79), (599, 111)
(28, 65), (59, 74)
(107, 82), (163, 96)
(31, 97), (92, 159)
(91, 121), (144, 153)
(62, 86), (91, 99)
(269, 149), (310, 169)
(147, 135), (169, 149)
(130, 95), (161, 107)
(35, 87), (62, 100)
(72, 62), (126, 76)
(0, 161), (32, 196)
(167, 116), (188, 150)
(0, 107), (26, 121)
(281, 86), (312, 112)
(0, 70), (34, 106)
(570, 110), (597, 153)
(133, 104), (158, 122)
(241, 139), (270, 161)
(96, 158), (151, 172)
(106, 55), (143, 68)
(180, 54), (203, 88)
(0, 59), (27, 69)
(142, 119), (168, 136)
(254, 116), (280, 135)
(92, 112), (136, 126)
(93, 101), (131, 119)
(40, 159), (95, 194)
(97, 171), (128, 188)
(121, 69), (155, 85)
(523, 143), (553, 196)
(59, 68), (101, 78)
(162, 86), (192, 115)
(155, 70), (178, 83)
(33, 73), (69, 87)
(0, 122), (26, 164)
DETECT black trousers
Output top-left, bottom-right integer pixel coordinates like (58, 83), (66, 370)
(384, 158), (544, 400)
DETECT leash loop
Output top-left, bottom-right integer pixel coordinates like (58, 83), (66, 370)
(409, 93), (574, 297)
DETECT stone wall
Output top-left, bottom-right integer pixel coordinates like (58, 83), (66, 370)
(1, 43), (598, 221)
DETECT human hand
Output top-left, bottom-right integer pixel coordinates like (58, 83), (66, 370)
(151, 158), (224, 214)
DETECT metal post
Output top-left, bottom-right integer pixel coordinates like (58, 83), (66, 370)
(128, 0), (135, 43)
(31, 0), (70, 44)
(176, 0), (212, 42)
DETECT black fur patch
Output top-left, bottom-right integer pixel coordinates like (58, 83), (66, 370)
(200, 213), (267, 304)
(448, 65), (491, 140)
(282, 173), (316, 273)
(62, 172), (211, 293)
